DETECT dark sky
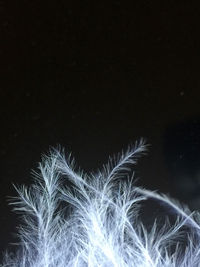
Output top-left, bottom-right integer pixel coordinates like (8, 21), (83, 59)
(1, 1), (200, 253)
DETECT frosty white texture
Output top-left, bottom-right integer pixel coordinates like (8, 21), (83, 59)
(1, 140), (200, 266)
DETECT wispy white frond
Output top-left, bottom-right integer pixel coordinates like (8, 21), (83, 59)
(1, 140), (200, 266)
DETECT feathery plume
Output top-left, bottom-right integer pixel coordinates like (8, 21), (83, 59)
(1, 140), (200, 266)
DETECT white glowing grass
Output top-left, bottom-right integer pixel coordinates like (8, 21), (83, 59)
(1, 140), (200, 266)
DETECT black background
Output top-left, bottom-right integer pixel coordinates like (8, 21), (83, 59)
(1, 1), (200, 254)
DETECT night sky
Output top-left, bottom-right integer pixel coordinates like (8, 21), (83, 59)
(1, 1), (200, 254)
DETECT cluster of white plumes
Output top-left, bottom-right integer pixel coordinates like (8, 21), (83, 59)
(1, 140), (200, 266)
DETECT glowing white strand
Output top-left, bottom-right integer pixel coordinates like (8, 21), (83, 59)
(1, 140), (200, 266)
